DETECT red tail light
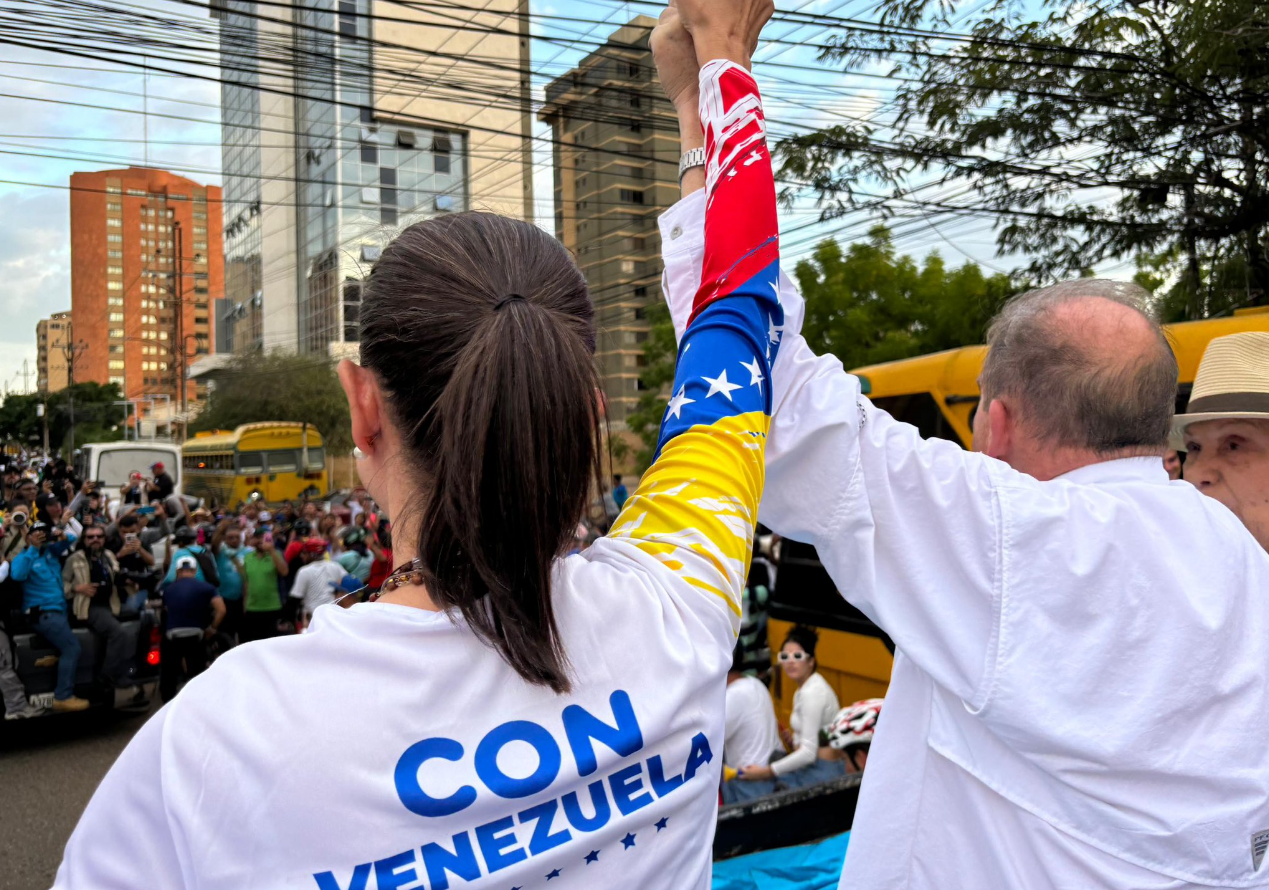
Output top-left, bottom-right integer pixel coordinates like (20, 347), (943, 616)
(146, 649), (161, 666)
(148, 627), (161, 665)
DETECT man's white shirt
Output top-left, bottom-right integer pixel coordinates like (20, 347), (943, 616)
(661, 191), (1269, 889)
(723, 675), (781, 769)
(290, 557), (348, 617)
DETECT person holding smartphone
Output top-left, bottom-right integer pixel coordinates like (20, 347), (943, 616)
(11, 521), (87, 711)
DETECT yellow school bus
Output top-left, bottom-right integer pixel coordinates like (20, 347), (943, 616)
(182, 422), (329, 507)
(767, 308), (1269, 724)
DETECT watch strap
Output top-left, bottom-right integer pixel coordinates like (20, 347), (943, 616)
(678, 147), (706, 183)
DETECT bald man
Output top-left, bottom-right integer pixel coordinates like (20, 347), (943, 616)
(660, 184), (1269, 886)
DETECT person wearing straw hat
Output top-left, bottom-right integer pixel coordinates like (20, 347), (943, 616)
(1175, 331), (1269, 551)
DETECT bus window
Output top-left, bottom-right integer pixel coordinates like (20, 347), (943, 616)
(870, 393), (960, 444)
(305, 447), (325, 471)
(237, 452), (265, 474)
(266, 450), (299, 473)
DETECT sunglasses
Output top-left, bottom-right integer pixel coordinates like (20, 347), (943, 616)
(778, 651), (809, 662)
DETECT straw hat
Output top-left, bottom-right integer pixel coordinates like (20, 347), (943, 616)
(1172, 331), (1269, 448)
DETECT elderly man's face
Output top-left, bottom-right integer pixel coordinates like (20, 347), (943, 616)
(1183, 419), (1269, 551)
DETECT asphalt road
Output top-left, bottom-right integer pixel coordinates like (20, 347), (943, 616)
(0, 701), (158, 890)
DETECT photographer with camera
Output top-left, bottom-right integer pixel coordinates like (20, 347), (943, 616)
(63, 525), (137, 688)
(10, 520), (87, 711)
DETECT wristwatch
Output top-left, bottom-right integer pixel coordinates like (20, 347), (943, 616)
(678, 147), (706, 184)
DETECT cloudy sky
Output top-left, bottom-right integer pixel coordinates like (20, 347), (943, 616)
(0, 0), (1126, 400)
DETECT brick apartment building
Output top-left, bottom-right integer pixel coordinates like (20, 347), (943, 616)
(69, 168), (224, 420)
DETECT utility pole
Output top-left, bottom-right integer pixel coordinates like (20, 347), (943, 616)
(37, 402), (48, 458)
(19, 359), (31, 395)
(174, 220), (186, 443)
(60, 322), (88, 454)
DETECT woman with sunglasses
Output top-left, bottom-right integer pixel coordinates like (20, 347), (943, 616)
(54, 1), (780, 887)
(738, 626), (845, 789)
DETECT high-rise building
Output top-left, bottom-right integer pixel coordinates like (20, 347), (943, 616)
(36, 311), (72, 393)
(68, 168), (224, 418)
(539, 16), (680, 425)
(211, 0), (535, 358)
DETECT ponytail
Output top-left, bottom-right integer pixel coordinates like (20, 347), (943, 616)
(359, 212), (602, 693)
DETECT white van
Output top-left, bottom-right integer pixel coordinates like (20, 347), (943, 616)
(73, 441), (183, 517)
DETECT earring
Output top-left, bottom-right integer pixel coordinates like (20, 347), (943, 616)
(353, 432), (380, 462)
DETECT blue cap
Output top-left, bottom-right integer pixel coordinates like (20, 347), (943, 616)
(332, 575), (363, 594)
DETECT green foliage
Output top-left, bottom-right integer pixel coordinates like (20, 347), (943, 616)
(625, 301), (679, 472)
(795, 225), (1016, 369)
(623, 227), (1013, 468)
(0, 382), (126, 453)
(777, 0), (1269, 312)
(191, 352), (352, 454)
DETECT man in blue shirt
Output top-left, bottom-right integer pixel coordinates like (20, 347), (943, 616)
(159, 556), (224, 701)
(10, 521), (87, 711)
(612, 474), (629, 512)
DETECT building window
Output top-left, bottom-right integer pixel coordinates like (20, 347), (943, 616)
(107, 201), (122, 212)
(107, 281), (123, 291)
(619, 189), (645, 204)
(108, 360), (125, 371)
(107, 218), (121, 228)
(109, 312), (124, 322)
(381, 206), (398, 226)
(107, 265), (123, 275)
(361, 142), (378, 164)
(127, 188), (146, 196)
(106, 182), (121, 194)
(108, 249), (122, 259)
(193, 241), (207, 251)
(109, 329), (124, 339)
(109, 345), (124, 354)
(109, 376), (124, 386)
(193, 210), (206, 220)
(193, 226), (206, 235)
(107, 234), (122, 243)
(434, 134), (453, 174)
(108, 297), (123, 307)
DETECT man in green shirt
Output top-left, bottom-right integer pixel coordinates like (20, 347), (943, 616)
(241, 529), (288, 643)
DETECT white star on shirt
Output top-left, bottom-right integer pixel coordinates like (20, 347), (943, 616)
(744, 149), (765, 166)
(741, 357), (764, 391)
(666, 384), (695, 420)
(702, 369), (743, 401)
(767, 314), (783, 345)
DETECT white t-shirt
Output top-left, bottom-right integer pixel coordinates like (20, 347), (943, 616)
(54, 60), (788, 890)
(661, 193), (1269, 890)
(723, 675), (781, 769)
(771, 671), (839, 777)
(289, 558), (348, 616)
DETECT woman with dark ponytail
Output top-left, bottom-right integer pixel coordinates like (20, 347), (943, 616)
(55, 1), (780, 887)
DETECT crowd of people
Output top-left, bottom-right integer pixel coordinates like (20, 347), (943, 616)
(0, 458), (392, 715)
(37, 0), (1269, 887)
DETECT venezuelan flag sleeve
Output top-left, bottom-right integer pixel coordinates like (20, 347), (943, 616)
(608, 59), (782, 625)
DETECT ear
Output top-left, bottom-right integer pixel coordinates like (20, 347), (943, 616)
(338, 360), (384, 454)
(985, 397), (1014, 461)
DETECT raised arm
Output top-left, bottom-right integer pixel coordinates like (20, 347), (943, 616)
(657, 179), (1015, 706)
(604, 8), (780, 628)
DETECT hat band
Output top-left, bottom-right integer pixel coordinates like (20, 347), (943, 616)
(1186, 391), (1269, 415)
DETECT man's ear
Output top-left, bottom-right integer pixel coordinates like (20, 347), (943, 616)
(985, 397), (1014, 461)
(337, 360), (384, 454)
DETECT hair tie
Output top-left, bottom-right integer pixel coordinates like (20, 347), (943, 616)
(494, 294), (526, 311)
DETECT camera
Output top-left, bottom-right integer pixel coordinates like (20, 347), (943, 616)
(10, 510), (28, 527)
